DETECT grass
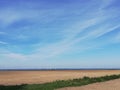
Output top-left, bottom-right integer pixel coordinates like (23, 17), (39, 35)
(0, 74), (120, 90)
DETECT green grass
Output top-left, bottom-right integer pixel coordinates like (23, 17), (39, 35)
(0, 74), (120, 90)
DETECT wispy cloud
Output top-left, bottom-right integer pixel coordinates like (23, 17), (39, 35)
(0, 41), (7, 45)
(1, 53), (26, 60)
(0, 0), (120, 68)
(1, 0), (119, 59)
(114, 31), (120, 43)
(0, 32), (6, 35)
(100, 0), (115, 9)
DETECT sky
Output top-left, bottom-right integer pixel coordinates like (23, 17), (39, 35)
(0, 0), (120, 69)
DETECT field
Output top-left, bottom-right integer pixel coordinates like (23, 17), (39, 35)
(0, 73), (120, 90)
(0, 70), (120, 85)
(58, 78), (120, 90)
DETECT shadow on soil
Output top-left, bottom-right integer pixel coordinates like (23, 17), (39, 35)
(0, 84), (27, 90)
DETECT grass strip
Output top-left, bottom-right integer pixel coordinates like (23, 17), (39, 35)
(0, 74), (120, 90)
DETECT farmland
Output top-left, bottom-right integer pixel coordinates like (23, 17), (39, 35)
(0, 70), (120, 85)
(0, 71), (120, 90)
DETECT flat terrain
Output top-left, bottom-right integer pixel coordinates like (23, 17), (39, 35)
(58, 78), (120, 90)
(0, 70), (120, 85)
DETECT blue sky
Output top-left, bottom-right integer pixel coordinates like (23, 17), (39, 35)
(0, 0), (120, 69)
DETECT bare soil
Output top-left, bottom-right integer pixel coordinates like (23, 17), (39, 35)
(58, 78), (120, 90)
(0, 70), (120, 85)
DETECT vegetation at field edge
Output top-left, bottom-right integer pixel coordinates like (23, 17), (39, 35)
(0, 74), (120, 90)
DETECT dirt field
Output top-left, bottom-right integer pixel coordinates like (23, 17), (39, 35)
(58, 78), (120, 90)
(0, 70), (120, 85)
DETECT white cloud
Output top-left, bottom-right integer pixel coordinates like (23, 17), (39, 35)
(100, 0), (115, 9)
(0, 0), (119, 63)
(85, 24), (120, 38)
(0, 32), (6, 35)
(17, 34), (29, 40)
(114, 31), (120, 43)
(0, 41), (7, 44)
(1, 53), (27, 60)
(0, 7), (65, 27)
(14, 11), (119, 61)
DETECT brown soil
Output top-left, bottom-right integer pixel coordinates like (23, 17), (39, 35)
(58, 78), (120, 90)
(0, 70), (120, 85)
